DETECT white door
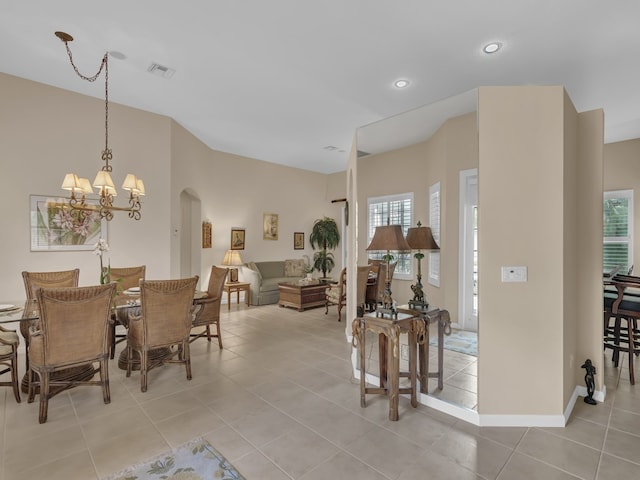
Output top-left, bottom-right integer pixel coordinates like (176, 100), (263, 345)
(459, 169), (478, 331)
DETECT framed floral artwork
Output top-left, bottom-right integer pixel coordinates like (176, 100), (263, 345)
(294, 232), (304, 250)
(30, 195), (107, 251)
(263, 213), (278, 240)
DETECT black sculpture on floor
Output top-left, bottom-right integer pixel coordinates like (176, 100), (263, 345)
(581, 359), (597, 405)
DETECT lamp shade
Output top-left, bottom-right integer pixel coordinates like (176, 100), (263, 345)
(222, 249), (244, 266)
(406, 225), (440, 251)
(366, 225), (411, 252)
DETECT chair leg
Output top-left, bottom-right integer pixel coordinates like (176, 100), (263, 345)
(11, 354), (21, 403)
(141, 350), (148, 392)
(184, 341), (192, 381)
(629, 318), (636, 385)
(215, 321), (223, 349)
(101, 358), (111, 404)
(126, 345), (133, 377)
(205, 325), (211, 342)
(39, 371), (50, 424)
(109, 321), (116, 359)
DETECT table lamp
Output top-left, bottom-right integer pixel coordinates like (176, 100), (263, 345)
(366, 224), (411, 318)
(222, 250), (244, 282)
(405, 221), (439, 309)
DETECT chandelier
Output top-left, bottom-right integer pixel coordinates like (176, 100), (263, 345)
(55, 31), (144, 221)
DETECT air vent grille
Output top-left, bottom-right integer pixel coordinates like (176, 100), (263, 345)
(147, 62), (175, 79)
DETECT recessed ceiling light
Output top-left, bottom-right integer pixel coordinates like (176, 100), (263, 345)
(483, 42), (502, 54)
(394, 79), (410, 89)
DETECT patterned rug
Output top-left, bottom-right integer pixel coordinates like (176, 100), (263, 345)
(430, 329), (477, 357)
(103, 438), (245, 480)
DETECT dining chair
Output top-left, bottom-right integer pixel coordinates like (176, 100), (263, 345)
(356, 265), (372, 317)
(0, 325), (21, 403)
(325, 267), (347, 320)
(126, 276), (198, 392)
(106, 265), (146, 358)
(28, 283), (115, 423)
(191, 266), (228, 347)
(21, 269), (80, 372)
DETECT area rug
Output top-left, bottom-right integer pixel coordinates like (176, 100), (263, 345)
(430, 329), (477, 357)
(103, 438), (245, 480)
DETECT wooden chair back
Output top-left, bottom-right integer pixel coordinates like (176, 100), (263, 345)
(105, 265), (146, 290)
(22, 269), (80, 301)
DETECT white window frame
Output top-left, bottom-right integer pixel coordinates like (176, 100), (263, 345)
(604, 189), (634, 273)
(429, 182), (441, 287)
(367, 192), (413, 280)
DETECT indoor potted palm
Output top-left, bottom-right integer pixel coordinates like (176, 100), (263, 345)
(309, 216), (340, 280)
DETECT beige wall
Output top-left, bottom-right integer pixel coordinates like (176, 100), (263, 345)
(478, 86), (603, 417)
(0, 73), (344, 298)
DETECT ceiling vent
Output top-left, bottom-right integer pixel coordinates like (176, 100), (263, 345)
(147, 62), (175, 79)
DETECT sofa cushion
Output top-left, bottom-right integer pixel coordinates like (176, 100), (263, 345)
(256, 261), (285, 279)
(284, 259), (305, 277)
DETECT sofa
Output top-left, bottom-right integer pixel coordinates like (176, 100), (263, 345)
(238, 259), (306, 305)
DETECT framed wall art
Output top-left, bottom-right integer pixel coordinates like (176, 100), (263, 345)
(263, 213), (278, 240)
(230, 228), (245, 250)
(202, 221), (212, 248)
(294, 232), (304, 250)
(30, 195), (107, 251)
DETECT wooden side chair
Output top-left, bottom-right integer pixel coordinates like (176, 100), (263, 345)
(191, 266), (228, 347)
(356, 265), (372, 317)
(21, 269), (80, 372)
(0, 325), (21, 403)
(325, 268), (347, 320)
(106, 265), (146, 358)
(126, 276), (198, 392)
(28, 283), (115, 423)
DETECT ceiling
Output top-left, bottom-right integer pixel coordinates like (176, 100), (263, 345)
(2, 1), (639, 174)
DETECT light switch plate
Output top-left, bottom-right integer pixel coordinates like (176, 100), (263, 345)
(501, 266), (527, 282)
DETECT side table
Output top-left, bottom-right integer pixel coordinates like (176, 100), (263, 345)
(352, 312), (425, 421)
(397, 304), (451, 392)
(224, 282), (250, 310)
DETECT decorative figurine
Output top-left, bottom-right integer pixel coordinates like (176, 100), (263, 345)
(581, 359), (597, 405)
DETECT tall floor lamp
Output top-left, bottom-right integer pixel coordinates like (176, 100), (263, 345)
(366, 224), (411, 318)
(405, 221), (439, 309)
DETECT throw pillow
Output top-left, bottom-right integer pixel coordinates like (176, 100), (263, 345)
(284, 259), (305, 277)
(246, 261), (262, 281)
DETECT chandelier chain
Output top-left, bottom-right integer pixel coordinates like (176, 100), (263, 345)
(62, 40), (111, 171)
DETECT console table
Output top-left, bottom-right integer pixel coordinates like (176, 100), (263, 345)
(352, 311), (425, 421)
(397, 304), (451, 392)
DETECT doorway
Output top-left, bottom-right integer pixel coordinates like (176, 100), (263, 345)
(459, 169), (478, 331)
(180, 189), (201, 281)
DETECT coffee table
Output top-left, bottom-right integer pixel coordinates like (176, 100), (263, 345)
(278, 281), (329, 311)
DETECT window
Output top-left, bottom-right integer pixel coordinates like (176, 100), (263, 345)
(428, 182), (441, 287)
(604, 189), (633, 273)
(367, 193), (413, 279)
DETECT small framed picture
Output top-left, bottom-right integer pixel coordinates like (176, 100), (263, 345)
(202, 221), (212, 248)
(294, 232), (304, 250)
(263, 213), (278, 240)
(231, 228), (245, 250)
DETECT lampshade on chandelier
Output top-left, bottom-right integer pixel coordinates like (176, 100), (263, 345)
(55, 31), (145, 221)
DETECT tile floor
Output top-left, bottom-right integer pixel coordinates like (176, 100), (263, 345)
(0, 303), (639, 479)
